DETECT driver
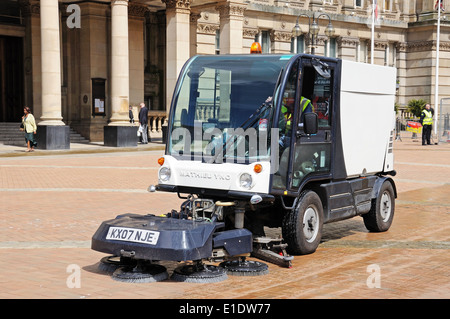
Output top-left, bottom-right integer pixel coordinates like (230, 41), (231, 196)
(279, 95), (313, 148)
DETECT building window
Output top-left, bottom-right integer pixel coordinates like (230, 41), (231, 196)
(255, 31), (271, 53)
(357, 41), (368, 63)
(355, 0), (363, 8)
(0, 0), (22, 25)
(385, 42), (396, 67)
(215, 29), (220, 55)
(325, 38), (337, 58)
(384, 0), (392, 11)
(291, 35), (305, 54)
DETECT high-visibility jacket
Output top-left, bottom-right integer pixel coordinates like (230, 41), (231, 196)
(300, 97), (313, 113)
(421, 109), (433, 126)
(282, 97), (314, 131)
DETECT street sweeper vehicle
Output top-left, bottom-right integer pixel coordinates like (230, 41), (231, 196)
(92, 53), (397, 283)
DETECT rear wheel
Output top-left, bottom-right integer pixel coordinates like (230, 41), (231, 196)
(282, 190), (324, 255)
(363, 180), (395, 232)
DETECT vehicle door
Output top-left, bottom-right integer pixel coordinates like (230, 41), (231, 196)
(289, 58), (336, 191)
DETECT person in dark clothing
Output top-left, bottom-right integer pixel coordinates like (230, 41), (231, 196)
(129, 105), (134, 124)
(138, 102), (149, 144)
(419, 103), (434, 145)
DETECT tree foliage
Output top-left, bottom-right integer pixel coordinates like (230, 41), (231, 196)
(407, 99), (428, 118)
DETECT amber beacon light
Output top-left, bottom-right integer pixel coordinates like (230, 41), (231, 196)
(250, 42), (262, 54)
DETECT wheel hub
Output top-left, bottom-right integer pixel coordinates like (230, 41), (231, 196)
(303, 207), (319, 243)
(380, 192), (392, 222)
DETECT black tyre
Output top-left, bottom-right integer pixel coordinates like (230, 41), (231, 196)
(282, 190), (324, 255)
(363, 180), (395, 232)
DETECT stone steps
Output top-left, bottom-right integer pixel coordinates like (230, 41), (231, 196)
(0, 122), (90, 145)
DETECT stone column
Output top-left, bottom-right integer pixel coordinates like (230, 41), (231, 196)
(340, 0), (355, 15)
(216, 0), (248, 54)
(312, 35), (327, 56)
(162, 0), (191, 114)
(38, 0), (70, 149)
(338, 37), (359, 62)
(128, 3), (147, 106)
(40, 0), (63, 126)
(216, 0), (246, 54)
(309, 0), (323, 11)
(270, 30), (292, 54)
(396, 42), (408, 106)
(190, 12), (201, 57)
(104, 0), (137, 147)
(109, 0), (130, 126)
(368, 40), (388, 66)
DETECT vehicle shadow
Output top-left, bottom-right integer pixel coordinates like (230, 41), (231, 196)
(264, 217), (367, 244)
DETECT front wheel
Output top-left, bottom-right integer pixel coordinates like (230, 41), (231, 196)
(282, 190), (324, 255)
(363, 180), (395, 232)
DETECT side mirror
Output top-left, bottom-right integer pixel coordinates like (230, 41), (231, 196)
(312, 58), (331, 79)
(303, 112), (318, 135)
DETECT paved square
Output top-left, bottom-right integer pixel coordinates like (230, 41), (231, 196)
(0, 136), (449, 299)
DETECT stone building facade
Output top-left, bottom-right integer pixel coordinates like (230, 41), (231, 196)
(0, 0), (448, 145)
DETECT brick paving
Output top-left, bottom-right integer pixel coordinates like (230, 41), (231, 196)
(0, 134), (449, 300)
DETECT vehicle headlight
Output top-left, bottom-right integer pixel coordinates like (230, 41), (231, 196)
(239, 173), (253, 189)
(159, 167), (171, 182)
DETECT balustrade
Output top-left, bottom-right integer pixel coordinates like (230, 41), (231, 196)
(147, 110), (167, 134)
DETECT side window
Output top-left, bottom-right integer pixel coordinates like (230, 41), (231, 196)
(272, 60), (300, 190)
(313, 71), (332, 127)
(298, 66), (332, 127)
(278, 59), (299, 138)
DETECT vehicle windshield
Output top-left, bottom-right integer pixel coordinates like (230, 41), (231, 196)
(167, 54), (291, 163)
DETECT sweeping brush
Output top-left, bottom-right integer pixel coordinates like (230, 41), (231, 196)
(97, 255), (136, 274)
(112, 262), (169, 283)
(171, 263), (228, 283)
(219, 259), (269, 276)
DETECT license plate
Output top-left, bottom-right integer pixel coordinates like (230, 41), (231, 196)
(106, 226), (160, 245)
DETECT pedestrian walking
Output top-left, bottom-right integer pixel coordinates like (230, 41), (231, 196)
(21, 106), (37, 152)
(138, 102), (149, 144)
(419, 103), (434, 145)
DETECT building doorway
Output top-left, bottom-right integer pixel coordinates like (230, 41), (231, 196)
(0, 36), (24, 122)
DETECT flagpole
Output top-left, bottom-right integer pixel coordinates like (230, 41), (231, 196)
(434, 1), (441, 136)
(371, 0), (375, 64)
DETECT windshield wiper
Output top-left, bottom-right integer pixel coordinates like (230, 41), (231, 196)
(207, 101), (271, 164)
(238, 101), (272, 130)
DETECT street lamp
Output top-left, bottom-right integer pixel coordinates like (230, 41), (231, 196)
(292, 12), (335, 55)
